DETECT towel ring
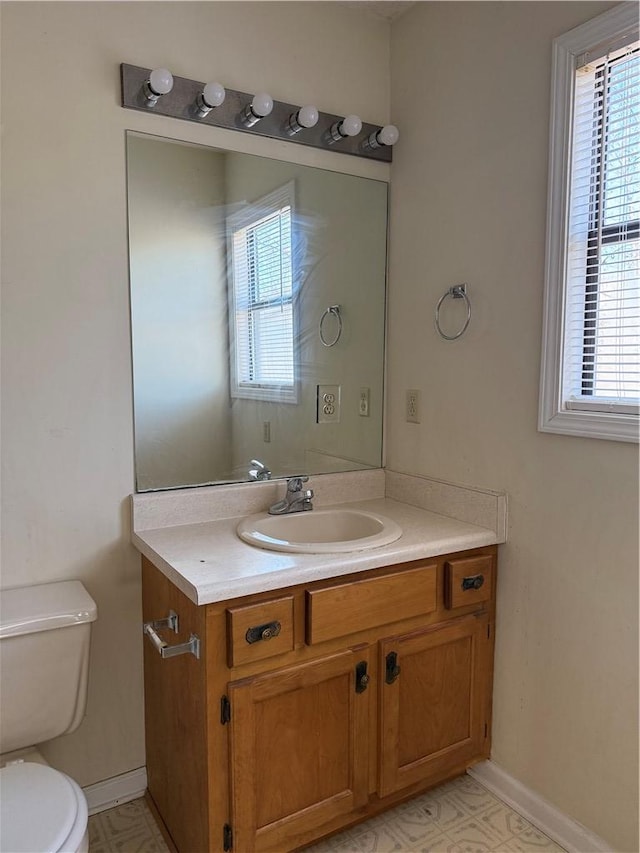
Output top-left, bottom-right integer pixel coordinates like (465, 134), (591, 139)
(435, 284), (471, 341)
(319, 305), (342, 347)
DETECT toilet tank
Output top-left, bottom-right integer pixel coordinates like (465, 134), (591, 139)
(0, 581), (97, 755)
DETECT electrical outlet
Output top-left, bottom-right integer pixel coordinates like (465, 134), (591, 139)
(359, 387), (370, 417)
(263, 421), (271, 443)
(406, 389), (420, 424)
(317, 385), (341, 423)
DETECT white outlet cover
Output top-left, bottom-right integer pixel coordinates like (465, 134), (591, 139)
(317, 384), (341, 423)
(406, 389), (420, 423)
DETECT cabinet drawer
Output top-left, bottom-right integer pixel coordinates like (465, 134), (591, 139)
(444, 555), (493, 610)
(306, 564), (437, 645)
(227, 596), (294, 667)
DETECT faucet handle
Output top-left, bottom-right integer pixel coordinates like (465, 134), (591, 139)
(287, 476), (309, 492)
(249, 459), (271, 481)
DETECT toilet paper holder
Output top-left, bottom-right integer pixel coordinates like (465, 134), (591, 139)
(143, 610), (200, 659)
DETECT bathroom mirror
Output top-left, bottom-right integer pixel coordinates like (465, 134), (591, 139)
(127, 131), (388, 491)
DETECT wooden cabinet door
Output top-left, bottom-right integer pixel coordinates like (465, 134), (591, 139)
(379, 614), (491, 798)
(228, 648), (370, 853)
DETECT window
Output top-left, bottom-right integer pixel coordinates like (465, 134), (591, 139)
(227, 182), (297, 403)
(540, 4), (639, 441)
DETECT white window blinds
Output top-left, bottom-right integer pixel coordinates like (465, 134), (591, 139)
(564, 41), (639, 414)
(228, 182), (297, 403)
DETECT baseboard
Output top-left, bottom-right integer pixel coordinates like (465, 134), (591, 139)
(468, 760), (611, 853)
(83, 766), (148, 815)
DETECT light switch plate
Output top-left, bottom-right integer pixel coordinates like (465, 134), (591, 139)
(317, 385), (341, 423)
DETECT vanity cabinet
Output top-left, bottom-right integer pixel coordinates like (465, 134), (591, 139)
(141, 545), (497, 853)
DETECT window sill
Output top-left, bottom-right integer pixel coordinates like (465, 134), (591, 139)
(231, 387), (298, 405)
(538, 408), (639, 443)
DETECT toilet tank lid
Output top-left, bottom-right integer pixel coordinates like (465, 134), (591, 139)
(0, 581), (97, 639)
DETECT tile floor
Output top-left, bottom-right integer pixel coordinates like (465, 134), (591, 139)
(88, 774), (566, 852)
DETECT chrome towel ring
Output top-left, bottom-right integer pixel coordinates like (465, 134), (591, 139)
(435, 284), (471, 340)
(319, 304), (343, 347)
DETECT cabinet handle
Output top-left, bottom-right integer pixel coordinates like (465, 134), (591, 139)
(385, 651), (401, 684)
(245, 620), (282, 644)
(461, 574), (485, 591)
(355, 660), (370, 693)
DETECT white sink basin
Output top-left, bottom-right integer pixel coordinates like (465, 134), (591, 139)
(237, 508), (403, 554)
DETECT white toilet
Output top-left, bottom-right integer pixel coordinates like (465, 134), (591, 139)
(0, 581), (97, 853)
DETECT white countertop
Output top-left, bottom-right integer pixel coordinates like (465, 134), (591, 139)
(132, 497), (499, 605)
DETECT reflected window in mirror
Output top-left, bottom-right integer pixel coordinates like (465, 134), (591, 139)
(228, 181), (297, 404)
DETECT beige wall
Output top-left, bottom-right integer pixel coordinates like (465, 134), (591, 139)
(389, 3), (638, 851)
(0, 1), (390, 786)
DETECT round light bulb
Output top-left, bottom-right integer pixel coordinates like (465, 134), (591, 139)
(252, 92), (273, 118)
(203, 81), (226, 108)
(340, 114), (362, 137)
(148, 68), (173, 96)
(297, 105), (319, 129)
(378, 124), (399, 146)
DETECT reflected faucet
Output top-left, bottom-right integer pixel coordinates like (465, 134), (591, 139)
(249, 459), (271, 481)
(268, 476), (314, 515)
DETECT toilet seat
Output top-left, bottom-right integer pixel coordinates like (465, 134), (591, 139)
(0, 762), (88, 853)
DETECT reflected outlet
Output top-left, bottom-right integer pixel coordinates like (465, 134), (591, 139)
(359, 387), (370, 417)
(317, 385), (341, 423)
(406, 389), (420, 423)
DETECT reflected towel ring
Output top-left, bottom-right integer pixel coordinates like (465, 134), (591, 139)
(435, 284), (471, 341)
(319, 304), (343, 347)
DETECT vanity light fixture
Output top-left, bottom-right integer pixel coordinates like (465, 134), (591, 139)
(241, 92), (274, 127)
(327, 113), (362, 143)
(195, 81), (226, 117)
(286, 104), (319, 135)
(143, 68), (174, 106)
(121, 64), (396, 161)
(364, 124), (400, 150)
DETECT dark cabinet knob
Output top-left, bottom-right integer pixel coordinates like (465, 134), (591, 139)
(385, 651), (401, 684)
(355, 660), (370, 693)
(245, 621), (281, 644)
(461, 574), (484, 591)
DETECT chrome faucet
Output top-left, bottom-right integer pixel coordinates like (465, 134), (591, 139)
(248, 459), (271, 481)
(268, 476), (314, 515)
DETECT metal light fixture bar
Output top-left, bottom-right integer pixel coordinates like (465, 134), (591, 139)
(120, 64), (393, 163)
